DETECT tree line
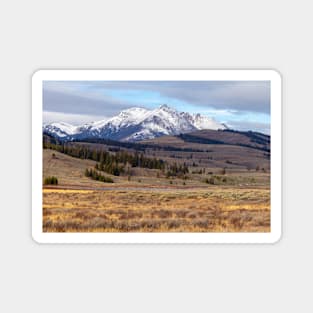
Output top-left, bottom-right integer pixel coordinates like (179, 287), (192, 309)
(166, 162), (189, 178)
(44, 137), (190, 178)
(44, 140), (165, 173)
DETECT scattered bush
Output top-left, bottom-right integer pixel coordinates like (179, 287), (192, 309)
(204, 175), (232, 185)
(84, 168), (113, 183)
(204, 177), (215, 185)
(44, 176), (58, 185)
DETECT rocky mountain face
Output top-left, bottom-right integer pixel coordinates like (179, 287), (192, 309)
(43, 104), (227, 142)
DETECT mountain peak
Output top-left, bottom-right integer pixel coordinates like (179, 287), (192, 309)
(43, 105), (227, 142)
(159, 104), (175, 112)
(118, 107), (148, 118)
(120, 107), (148, 114)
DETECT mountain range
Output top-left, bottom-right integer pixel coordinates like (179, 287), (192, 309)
(43, 104), (227, 142)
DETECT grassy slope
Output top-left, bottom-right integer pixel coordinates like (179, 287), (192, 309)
(43, 149), (114, 188)
(43, 149), (270, 188)
(142, 136), (270, 171)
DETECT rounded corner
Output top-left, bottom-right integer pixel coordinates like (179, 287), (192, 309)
(31, 69), (45, 83)
(268, 69), (282, 83)
(31, 231), (43, 245)
(270, 230), (282, 244)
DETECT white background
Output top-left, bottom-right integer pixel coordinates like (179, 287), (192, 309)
(0, 0), (311, 312)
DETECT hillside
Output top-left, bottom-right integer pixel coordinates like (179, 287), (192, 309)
(43, 149), (108, 188)
(140, 129), (270, 171)
(143, 129), (270, 151)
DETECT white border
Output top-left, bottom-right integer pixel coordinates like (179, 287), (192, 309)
(32, 69), (282, 244)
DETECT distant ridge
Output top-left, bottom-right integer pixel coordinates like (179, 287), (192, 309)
(141, 128), (270, 153)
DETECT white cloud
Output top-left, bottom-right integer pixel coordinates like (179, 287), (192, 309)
(43, 111), (108, 126)
(197, 108), (239, 116)
(43, 80), (271, 115)
(227, 121), (270, 135)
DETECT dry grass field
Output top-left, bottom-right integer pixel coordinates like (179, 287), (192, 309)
(43, 187), (270, 232)
(42, 134), (271, 233)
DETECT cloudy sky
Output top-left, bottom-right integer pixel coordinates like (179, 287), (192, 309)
(43, 80), (270, 134)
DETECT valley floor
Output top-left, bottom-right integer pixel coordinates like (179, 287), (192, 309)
(42, 149), (270, 233)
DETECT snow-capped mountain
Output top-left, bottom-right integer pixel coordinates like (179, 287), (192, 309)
(43, 104), (227, 142)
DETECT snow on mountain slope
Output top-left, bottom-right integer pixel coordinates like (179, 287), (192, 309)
(90, 107), (149, 130)
(43, 122), (79, 138)
(191, 113), (225, 130)
(43, 105), (226, 141)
